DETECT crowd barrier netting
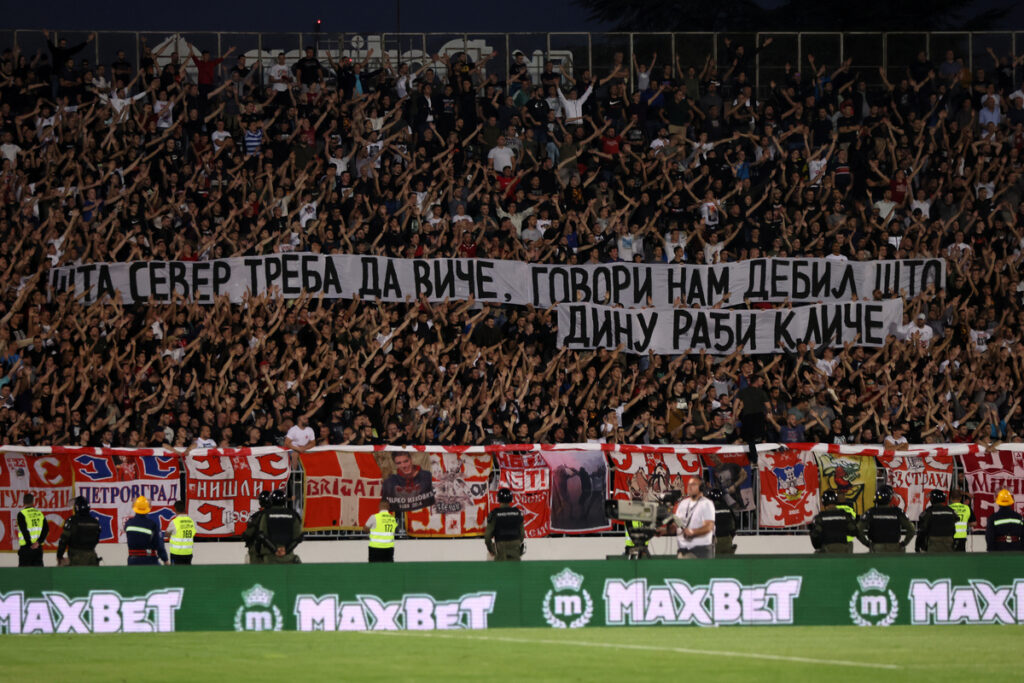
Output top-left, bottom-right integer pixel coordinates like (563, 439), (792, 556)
(1, 442), (1019, 549)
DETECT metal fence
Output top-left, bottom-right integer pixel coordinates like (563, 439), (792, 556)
(5, 30), (1024, 98)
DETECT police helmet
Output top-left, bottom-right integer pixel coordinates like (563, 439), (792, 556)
(74, 496), (90, 514)
(821, 489), (838, 506)
(705, 487), (724, 502)
(929, 489), (946, 505)
(497, 488), (514, 504)
(271, 488), (288, 506)
(259, 490), (273, 508)
(875, 484), (894, 505)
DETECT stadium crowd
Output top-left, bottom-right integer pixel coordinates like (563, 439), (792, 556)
(0, 32), (1022, 451)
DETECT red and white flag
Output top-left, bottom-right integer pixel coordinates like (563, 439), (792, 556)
(758, 449), (820, 528)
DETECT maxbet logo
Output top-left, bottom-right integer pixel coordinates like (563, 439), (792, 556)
(0, 589), (183, 634)
(604, 576), (802, 625)
(293, 591), (496, 631)
(910, 579), (1024, 625)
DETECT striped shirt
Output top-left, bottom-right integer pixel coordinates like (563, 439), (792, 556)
(243, 128), (263, 156)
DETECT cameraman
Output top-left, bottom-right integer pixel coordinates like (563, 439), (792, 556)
(672, 478), (715, 559)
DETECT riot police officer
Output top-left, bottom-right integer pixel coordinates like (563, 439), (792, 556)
(856, 484), (915, 553)
(915, 489), (957, 553)
(484, 488), (525, 561)
(126, 496), (168, 566)
(835, 487), (857, 546)
(257, 489), (303, 563)
(707, 487), (737, 556)
(810, 489), (857, 553)
(243, 490), (273, 564)
(985, 489), (1024, 552)
(56, 496), (101, 566)
(949, 490), (974, 551)
(17, 493), (49, 567)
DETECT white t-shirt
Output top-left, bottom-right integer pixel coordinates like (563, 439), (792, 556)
(286, 425), (315, 449)
(195, 437), (218, 448)
(268, 63), (292, 92)
(674, 495), (715, 549)
(487, 145), (515, 172)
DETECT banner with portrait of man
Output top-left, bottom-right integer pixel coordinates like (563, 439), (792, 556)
(376, 451), (435, 513)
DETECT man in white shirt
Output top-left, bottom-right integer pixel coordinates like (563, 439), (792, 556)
(487, 136), (516, 172)
(557, 80), (594, 126)
(267, 53), (293, 93)
(194, 425), (218, 449)
(673, 477), (716, 558)
(285, 414), (316, 464)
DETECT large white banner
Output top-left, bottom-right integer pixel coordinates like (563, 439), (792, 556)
(51, 255), (944, 308)
(556, 300), (904, 354)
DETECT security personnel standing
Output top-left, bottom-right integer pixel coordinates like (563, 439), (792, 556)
(363, 500), (397, 562)
(243, 491), (273, 564)
(126, 496), (168, 566)
(949, 490), (974, 551)
(707, 488), (737, 556)
(985, 489), (1024, 552)
(17, 493), (49, 567)
(915, 489), (957, 553)
(856, 484), (915, 553)
(485, 488), (525, 561)
(624, 520), (651, 559)
(835, 487), (857, 546)
(257, 489), (303, 564)
(810, 489), (857, 553)
(57, 496), (101, 566)
(165, 500), (195, 565)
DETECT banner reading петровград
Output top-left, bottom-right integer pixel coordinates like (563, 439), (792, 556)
(2, 556), (1023, 633)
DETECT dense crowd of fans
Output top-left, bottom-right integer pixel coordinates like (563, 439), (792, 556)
(0, 32), (1022, 451)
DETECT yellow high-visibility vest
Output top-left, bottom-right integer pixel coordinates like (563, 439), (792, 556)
(19, 507), (44, 547)
(624, 521), (649, 548)
(950, 502), (970, 539)
(368, 511), (397, 548)
(836, 505), (856, 543)
(169, 515), (196, 556)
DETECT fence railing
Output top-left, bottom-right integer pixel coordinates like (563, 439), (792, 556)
(5, 30), (1024, 99)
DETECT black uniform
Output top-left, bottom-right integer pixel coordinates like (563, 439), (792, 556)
(856, 504), (915, 552)
(56, 511), (101, 565)
(713, 498), (737, 555)
(985, 507), (1024, 551)
(484, 504), (525, 561)
(243, 507), (268, 564)
(915, 504), (958, 553)
(257, 504), (303, 563)
(810, 507), (857, 553)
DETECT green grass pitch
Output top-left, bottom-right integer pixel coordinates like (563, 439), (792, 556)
(4, 625), (1020, 682)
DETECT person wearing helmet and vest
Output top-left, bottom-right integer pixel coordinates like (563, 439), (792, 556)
(810, 489), (857, 553)
(165, 500), (195, 565)
(363, 499), (398, 562)
(834, 486), (857, 545)
(17, 493), (49, 567)
(257, 488), (303, 563)
(949, 489), (974, 551)
(57, 496), (101, 566)
(986, 489), (1024, 552)
(126, 496), (168, 566)
(243, 490), (273, 564)
(622, 493), (651, 559)
(915, 489), (958, 553)
(856, 484), (915, 553)
(707, 487), (737, 556)
(485, 488), (525, 561)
